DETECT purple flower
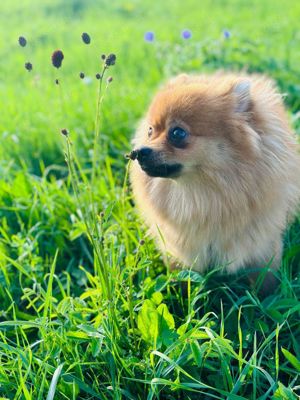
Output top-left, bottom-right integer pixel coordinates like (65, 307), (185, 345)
(223, 29), (231, 39)
(181, 29), (192, 40)
(144, 31), (155, 42)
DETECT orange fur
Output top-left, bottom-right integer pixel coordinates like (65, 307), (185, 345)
(130, 72), (300, 284)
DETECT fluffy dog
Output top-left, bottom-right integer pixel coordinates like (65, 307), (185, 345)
(129, 72), (300, 291)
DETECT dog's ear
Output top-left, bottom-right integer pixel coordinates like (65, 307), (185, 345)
(232, 80), (251, 113)
(166, 74), (189, 88)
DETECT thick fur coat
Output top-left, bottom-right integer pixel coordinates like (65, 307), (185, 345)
(130, 73), (300, 282)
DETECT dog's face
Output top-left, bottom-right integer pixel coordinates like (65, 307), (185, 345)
(131, 77), (261, 179)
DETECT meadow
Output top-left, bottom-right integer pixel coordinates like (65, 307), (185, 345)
(0, 0), (300, 398)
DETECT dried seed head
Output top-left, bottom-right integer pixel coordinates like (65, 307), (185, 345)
(61, 128), (69, 136)
(79, 72), (85, 79)
(125, 150), (138, 160)
(107, 76), (113, 83)
(55, 79), (59, 85)
(18, 36), (27, 47)
(81, 32), (91, 44)
(95, 73), (101, 80)
(101, 54), (106, 60)
(51, 50), (64, 69)
(105, 53), (116, 66)
(25, 62), (33, 71)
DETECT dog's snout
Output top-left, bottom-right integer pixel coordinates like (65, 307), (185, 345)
(136, 147), (153, 163)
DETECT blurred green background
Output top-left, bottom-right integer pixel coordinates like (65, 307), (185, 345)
(1, 0), (300, 175)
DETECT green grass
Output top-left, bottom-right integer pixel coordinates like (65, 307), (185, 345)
(0, 0), (299, 398)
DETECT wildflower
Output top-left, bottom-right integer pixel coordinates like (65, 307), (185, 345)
(139, 239), (145, 246)
(181, 29), (192, 40)
(25, 62), (33, 71)
(18, 36), (27, 47)
(107, 76), (113, 83)
(105, 53), (116, 66)
(61, 128), (69, 136)
(79, 72), (85, 79)
(55, 79), (59, 85)
(95, 73), (101, 80)
(223, 29), (231, 39)
(101, 54), (106, 60)
(144, 31), (154, 42)
(81, 32), (91, 44)
(51, 50), (64, 68)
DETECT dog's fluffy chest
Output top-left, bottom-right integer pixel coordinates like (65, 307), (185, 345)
(145, 177), (280, 272)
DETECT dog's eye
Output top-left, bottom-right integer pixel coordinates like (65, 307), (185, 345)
(168, 127), (188, 148)
(148, 126), (153, 138)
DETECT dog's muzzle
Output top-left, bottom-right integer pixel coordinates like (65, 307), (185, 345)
(128, 147), (182, 178)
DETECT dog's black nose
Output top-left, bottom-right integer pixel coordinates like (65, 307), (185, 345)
(136, 147), (153, 163)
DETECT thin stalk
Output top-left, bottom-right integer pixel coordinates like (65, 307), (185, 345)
(66, 138), (111, 299)
(91, 64), (108, 186)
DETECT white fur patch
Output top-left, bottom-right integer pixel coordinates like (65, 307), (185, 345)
(233, 80), (251, 113)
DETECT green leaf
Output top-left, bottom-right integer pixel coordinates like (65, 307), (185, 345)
(177, 323), (188, 336)
(281, 347), (300, 372)
(66, 331), (90, 340)
(46, 363), (64, 400)
(137, 300), (158, 345)
(177, 270), (204, 282)
(137, 300), (176, 347)
(273, 382), (298, 399)
(157, 304), (174, 330)
(157, 303), (177, 346)
(190, 340), (202, 366)
(151, 291), (163, 305)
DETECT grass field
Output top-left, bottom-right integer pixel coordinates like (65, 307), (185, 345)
(0, 0), (299, 398)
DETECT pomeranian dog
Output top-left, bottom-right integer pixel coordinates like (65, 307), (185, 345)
(129, 72), (300, 292)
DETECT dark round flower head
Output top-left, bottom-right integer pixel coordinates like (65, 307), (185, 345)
(51, 50), (64, 69)
(181, 29), (192, 40)
(105, 53), (116, 66)
(61, 128), (69, 136)
(144, 31), (154, 42)
(139, 239), (145, 246)
(55, 79), (59, 85)
(81, 32), (91, 44)
(101, 54), (106, 60)
(107, 76), (113, 83)
(25, 62), (33, 71)
(79, 72), (85, 79)
(126, 150), (138, 160)
(95, 73), (101, 80)
(18, 36), (27, 47)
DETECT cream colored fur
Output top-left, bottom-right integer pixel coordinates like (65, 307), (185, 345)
(130, 73), (300, 275)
